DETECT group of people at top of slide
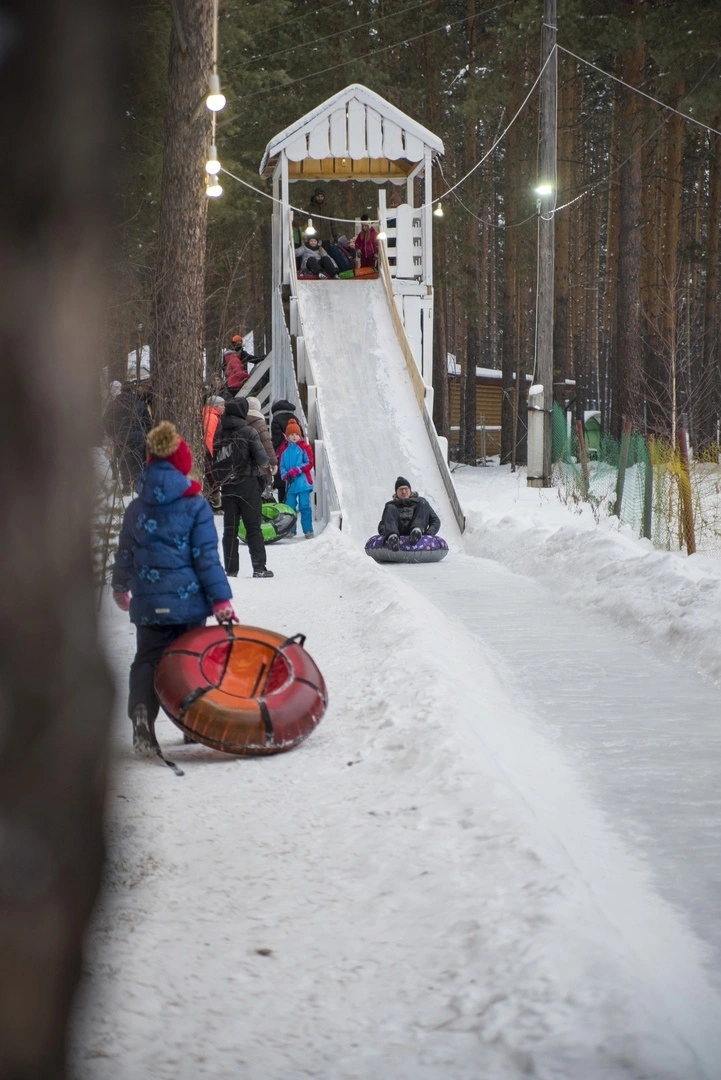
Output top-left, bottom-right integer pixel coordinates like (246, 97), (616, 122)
(294, 187), (379, 279)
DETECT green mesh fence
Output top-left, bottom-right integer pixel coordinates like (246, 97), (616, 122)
(549, 404), (721, 555)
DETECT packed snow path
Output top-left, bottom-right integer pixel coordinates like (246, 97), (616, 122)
(401, 551), (721, 973)
(75, 508), (721, 1080)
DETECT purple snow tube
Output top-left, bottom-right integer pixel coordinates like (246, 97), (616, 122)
(365, 533), (449, 564)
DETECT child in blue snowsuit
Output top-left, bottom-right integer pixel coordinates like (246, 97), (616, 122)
(111, 421), (237, 757)
(279, 418), (314, 538)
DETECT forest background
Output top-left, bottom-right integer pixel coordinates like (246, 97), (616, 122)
(115, 0), (721, 461)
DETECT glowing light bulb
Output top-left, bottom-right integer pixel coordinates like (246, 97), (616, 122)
(305, 218), (317, 237)
(206, 178), (223, 198)
(206, 73), (226, 112)
(205, 145), (221, 175)
(433, 202), (444, 217)
(535, 183), (553, 197)
(376, 230), (387, 241)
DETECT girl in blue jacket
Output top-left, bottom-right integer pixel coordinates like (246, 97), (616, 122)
(112, 421), (236, 758)
(279, 419), (314, 538)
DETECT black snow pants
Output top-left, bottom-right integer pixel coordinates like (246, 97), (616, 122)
(306, 255), (337, 277)
(221, 478), (266, 574)
(129, 622), (204, 721)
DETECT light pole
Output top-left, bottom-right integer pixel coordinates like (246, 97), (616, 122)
(527, 0), (557, 488)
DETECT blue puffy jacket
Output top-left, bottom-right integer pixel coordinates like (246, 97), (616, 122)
(112, 460), (231, 627)
(280, 440), (312, 497)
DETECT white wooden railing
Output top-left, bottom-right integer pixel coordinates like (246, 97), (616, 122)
(270, 229), (342, 530)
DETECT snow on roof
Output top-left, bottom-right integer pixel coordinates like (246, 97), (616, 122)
(260, 84), (444, 177)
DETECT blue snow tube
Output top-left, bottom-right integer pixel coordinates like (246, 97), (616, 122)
(365, 534), (449, 564)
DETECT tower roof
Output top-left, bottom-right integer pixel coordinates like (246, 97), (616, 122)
(259, 83), (444, 183)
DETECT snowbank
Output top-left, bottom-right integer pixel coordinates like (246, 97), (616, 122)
(455, 464), (721, 684)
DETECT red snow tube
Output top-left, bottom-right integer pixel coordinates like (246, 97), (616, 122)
(154, 624), (328, 756)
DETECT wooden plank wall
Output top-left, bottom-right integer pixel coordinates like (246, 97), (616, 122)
(448, 377), (503, 455)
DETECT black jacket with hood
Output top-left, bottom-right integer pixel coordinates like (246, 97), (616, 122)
(378, 493), (441, 537)
(213, 398), (269, 492)
(270, 399), (299, 451)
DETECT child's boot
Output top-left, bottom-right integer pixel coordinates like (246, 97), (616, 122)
(132, 704), (160, 756)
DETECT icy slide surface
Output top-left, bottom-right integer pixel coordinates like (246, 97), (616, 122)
(296, 278), (458, 541)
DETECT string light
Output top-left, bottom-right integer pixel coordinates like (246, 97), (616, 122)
(433, 203), (444, 217)
(205, 144), (221, 175)
(535, 183), (553, 197)
(206, 72), (226, 112)
(305, 218), (317, 236)
(206, 176), (223, 198)
(376, 230), (387, 241)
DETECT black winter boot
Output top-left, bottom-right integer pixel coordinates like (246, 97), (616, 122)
(132, 705), (160, 756)
(409, 527), (422, 545)
(387, 533), (400, 551)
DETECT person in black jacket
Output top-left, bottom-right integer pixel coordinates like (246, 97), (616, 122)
(308, 187), (338, 243)
(213, 398), (273, 578)
(378, 476), (441, 551)
(103, 384), (152, 492)
(270, 398), (298, 501)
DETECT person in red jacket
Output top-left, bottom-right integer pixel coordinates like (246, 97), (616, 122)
(222, 348), (249, 397)
(354, 214), (378, 269)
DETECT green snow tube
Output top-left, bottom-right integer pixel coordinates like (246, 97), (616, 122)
(239, 501), (297, 544)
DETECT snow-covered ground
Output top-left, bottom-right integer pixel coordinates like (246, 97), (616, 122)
(72, 464), (721, 1080)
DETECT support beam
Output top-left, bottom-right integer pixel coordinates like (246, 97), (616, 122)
(528, 0), (557, 488)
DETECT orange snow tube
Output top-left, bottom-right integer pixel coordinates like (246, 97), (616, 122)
(154, 624), (328, 756)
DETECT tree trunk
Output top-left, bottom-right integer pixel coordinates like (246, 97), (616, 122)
(460, 0), (479, 464)
(154, 0), (213, 456)
(703, 120), (721, 442)
(0, 0), (118, 1075)
(661, 81), (685, 443)
(611, 42), (645, 438)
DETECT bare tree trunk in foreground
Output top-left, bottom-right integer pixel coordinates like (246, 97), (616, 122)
(0, 0), (119, 1075)
(154, 0), (214, 457)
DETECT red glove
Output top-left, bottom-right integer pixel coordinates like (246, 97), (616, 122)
(113, 590), (131, 612)
(213, 600), (239, 623)
(286, 467), (301, 479)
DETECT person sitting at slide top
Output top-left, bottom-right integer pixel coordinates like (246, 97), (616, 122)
(279, 418), (314, 538)
(111, 421), (237, 758)
(378, 477), (440, 551)
(325, 235), (356, 275)
(295, 234), (338, 278)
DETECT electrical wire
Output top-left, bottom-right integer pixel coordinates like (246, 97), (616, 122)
(220, 165), (375, 223)
(557, 45), (721, 138)
(551, 52), (721, 217)
(219, 0), (515, 122)
(437, 161), (536, 230)
(436, 45), (555, 202)
(229, 0), (440, 73)
(247, 0), (355, 41)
